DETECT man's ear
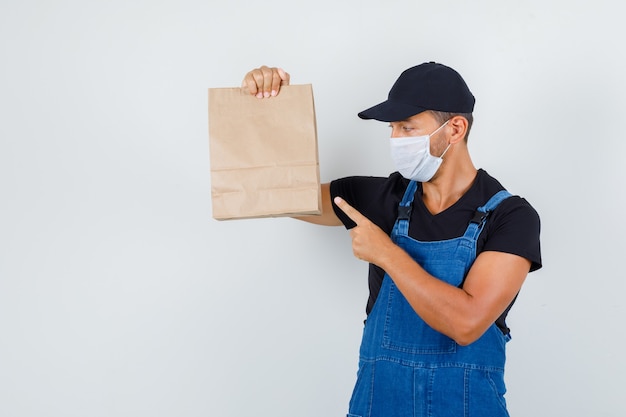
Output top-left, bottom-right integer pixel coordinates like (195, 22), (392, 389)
(448, 116), (468, 144)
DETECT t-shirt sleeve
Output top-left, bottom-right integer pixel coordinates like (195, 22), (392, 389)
(484, 197), (542, 272)
(330, 176), (390, 230)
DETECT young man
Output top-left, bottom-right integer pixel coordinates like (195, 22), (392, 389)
(242, 62), (542, 417)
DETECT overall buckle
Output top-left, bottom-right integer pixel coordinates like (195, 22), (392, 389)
(397, 205), (412, 220)
(470, 210), (489, 225)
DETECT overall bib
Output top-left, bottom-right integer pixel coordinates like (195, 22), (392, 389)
(347, 181), (512, 417)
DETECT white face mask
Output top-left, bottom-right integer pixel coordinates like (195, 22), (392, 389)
(389, 120), (450, 182)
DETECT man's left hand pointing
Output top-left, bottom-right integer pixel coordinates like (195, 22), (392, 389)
(334, 196), (397, 266)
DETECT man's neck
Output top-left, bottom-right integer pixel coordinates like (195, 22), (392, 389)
(421, 161), (478, 215)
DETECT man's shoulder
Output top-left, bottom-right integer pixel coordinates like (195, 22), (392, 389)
(476, 171), (542, 270)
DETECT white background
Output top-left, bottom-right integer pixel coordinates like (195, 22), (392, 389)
(1, 1), (624, 416)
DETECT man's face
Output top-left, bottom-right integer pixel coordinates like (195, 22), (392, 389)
(389, 112), (448, 156)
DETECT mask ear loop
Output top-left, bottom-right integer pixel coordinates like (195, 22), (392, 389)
(430, 120), (451, 158)
(439, 142), (452, 159)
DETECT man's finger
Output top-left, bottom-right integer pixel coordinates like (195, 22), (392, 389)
(334, 197), (368, 226)
(277, 68), (290, 85)
(241, 72), (258, 96)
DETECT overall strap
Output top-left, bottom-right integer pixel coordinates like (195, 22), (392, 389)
(393, 181), (419, 236)
(463, 190), (512, 241)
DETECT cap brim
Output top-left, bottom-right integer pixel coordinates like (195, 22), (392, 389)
(357, 100), (429, 122)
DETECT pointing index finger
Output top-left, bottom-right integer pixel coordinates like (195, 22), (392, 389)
(334, 197), (367, 226)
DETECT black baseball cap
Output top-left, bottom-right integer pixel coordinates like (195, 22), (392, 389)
(358, 62), (475, 122)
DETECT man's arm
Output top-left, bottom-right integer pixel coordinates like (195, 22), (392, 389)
(294, 183), (342, 226)
(334, 196), (530, 346)
(381, 248), (529, 345)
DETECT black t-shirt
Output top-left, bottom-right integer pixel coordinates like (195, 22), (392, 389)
(330, 169), (542, 335)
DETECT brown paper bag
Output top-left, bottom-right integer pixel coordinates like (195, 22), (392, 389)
(208, 84), (321, 220)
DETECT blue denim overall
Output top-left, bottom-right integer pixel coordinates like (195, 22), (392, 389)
(347, 181), (512, 417)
